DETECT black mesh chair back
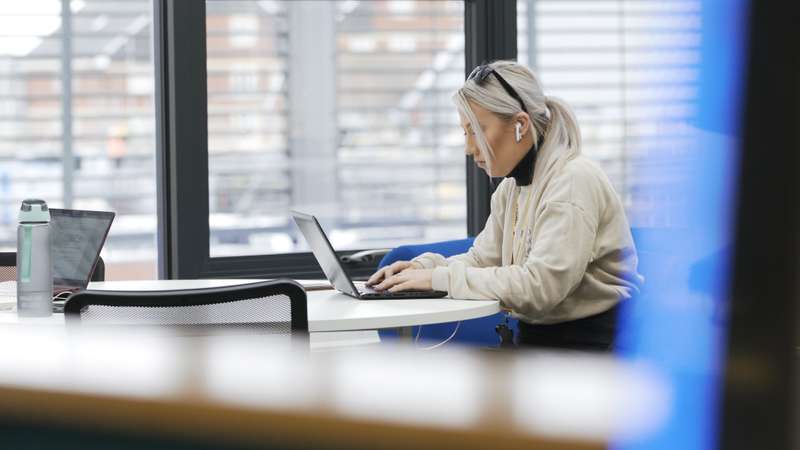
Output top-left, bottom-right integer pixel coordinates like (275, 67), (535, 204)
(0, 252), (15, 282)
(63, 279), (308, 336)
(0, 252), (105, 283)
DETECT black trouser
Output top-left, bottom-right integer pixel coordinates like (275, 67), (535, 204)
(516, 306), (619, 352)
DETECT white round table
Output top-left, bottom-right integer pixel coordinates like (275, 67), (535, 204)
(86, 279), (500, 333)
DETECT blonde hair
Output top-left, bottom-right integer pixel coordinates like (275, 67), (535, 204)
(453, 60), (581, 163)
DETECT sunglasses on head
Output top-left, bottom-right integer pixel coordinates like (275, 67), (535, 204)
(467, 64), (528, 114)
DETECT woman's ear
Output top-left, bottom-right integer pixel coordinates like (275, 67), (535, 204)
(514, 112), (532, 135)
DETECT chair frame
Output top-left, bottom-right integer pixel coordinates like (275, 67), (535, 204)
(0, 252), (15, 266)
(64, 279), (308, 333)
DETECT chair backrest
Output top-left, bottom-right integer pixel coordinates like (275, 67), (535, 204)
(90, 256), (105, 282)
(64, 279), (308, 335)
(378, 238), (476, 268)
(0, 252), (15, 282)
(0, 252), (105, 283)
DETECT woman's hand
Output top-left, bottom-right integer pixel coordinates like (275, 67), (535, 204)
(372, 268), (434, 292)
(366, 260), (423, 288)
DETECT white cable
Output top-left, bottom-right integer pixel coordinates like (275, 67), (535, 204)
(418, 321), (461, 350)
(414, 325), (423, 343)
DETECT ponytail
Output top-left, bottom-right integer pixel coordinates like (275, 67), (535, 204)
(542, 95), (581, 154)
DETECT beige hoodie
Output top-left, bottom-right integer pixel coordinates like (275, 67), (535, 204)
(412, 144), (643, 325)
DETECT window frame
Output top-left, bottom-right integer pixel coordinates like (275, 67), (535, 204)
(154, 0), (517, 279)
(464, 0), (517, 235)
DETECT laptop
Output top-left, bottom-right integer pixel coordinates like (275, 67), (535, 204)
(291, 211), (447, 300)
(49, 208), (115, 302)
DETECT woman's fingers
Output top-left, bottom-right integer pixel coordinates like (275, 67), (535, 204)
(391, 261), (411, 272)
(374, 274), (407, 291)
(388, 280), (414, 293)
(369, 265), (398, 285)
(366, 267), (387, 285)
(367, 261), (413, 286)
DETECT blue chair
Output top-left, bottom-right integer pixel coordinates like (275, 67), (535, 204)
(378, 237), (517, 346)
(378, 228), (652, 348)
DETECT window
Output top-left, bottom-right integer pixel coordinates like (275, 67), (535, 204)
(0, 0), (157, 279)
(206, 0), (466, 258)
(517, 0), (701, 227)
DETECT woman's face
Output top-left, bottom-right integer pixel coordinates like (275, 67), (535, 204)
(460, 100), (529, 177)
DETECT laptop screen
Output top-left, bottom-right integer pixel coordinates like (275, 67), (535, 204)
(291, 211), (360, 297)
(49, 209), (115, 288)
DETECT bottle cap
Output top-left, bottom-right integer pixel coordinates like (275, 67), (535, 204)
(18, 199), (50, 223)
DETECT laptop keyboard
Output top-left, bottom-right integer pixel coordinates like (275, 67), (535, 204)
(354, 282), (446, 299)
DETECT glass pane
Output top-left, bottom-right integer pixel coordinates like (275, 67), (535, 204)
(0, 0), (157, 280)
(518, 0), (701, 227)
(519, 2), (746, 450)
(207, 0), (466, 257)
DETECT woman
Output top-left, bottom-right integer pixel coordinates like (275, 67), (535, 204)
(367, 60), (642, 351)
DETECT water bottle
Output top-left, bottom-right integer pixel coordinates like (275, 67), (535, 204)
(16, 199), (52, 317)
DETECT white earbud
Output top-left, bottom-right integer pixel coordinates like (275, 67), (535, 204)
(515, 122), (522, 143)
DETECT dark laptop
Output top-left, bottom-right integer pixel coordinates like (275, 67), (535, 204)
(291, 211), (447, 300)
(49, 209), (115, 303)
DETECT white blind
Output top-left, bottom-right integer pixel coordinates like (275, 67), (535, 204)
(206, 0), (290, 215)
(0, 0), (157, 277)
(335, 1), (466, 244)
(207, 1), (466, 257)
(518, 0), (701, 227)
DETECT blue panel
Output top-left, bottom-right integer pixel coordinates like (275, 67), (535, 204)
(613, 0), (749, 449)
